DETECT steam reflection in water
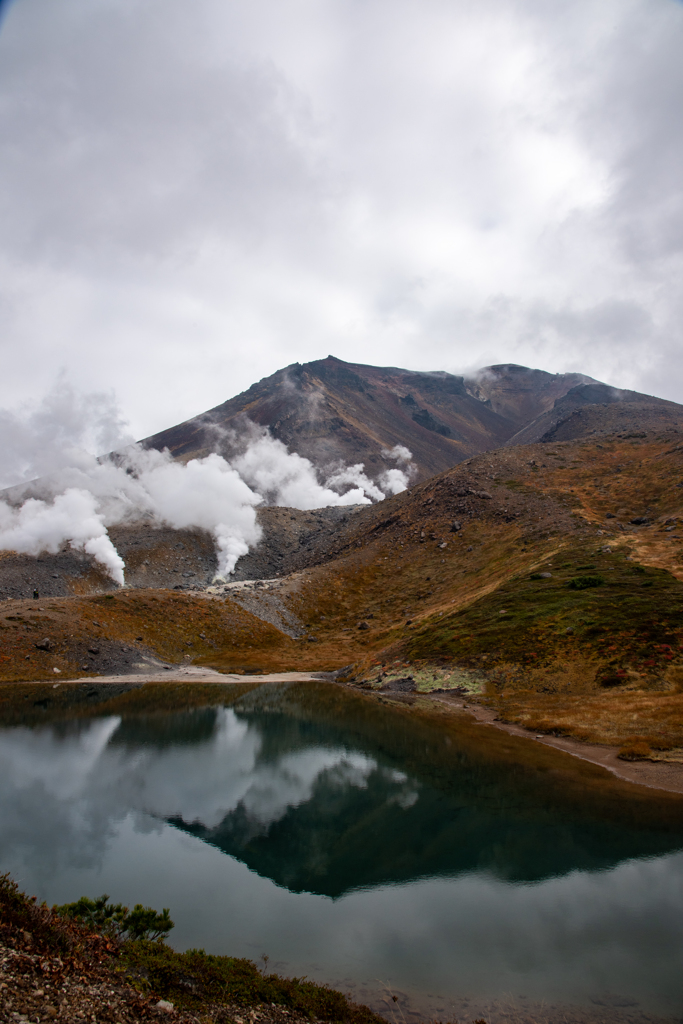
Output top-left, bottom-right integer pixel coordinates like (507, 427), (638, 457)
(1, 683), (682, 1018)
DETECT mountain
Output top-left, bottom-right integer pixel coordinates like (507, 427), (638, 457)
(4, 426), (683, 757)
(3, 357), (683, 770)
(506, 382), (683, 446)
(143, 357), (644, 481)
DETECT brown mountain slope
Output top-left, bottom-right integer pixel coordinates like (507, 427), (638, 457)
(5, 427), (683, 762)
(507, 383), (681, 446)
(464, 362), (595, 422)
(142, 357), (600, 482)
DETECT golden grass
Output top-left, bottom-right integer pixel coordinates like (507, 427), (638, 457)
(496, 688), (683, 750)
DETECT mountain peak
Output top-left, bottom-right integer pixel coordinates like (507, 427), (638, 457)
(143, 356), (676, 484)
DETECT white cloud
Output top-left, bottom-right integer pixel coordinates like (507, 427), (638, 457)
(0, 0), (682, 433)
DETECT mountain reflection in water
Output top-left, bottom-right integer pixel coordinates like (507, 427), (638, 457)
(2, 683), (683, 892)
(2, 682), (683, 1019)
(136, 691), (682, 895)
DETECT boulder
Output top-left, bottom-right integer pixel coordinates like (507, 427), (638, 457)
(380, 677), (416, 693)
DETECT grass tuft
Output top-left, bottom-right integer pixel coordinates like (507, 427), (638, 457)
(618, 739), (653, 761)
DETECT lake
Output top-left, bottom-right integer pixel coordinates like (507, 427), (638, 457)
(1, 681), (683, 1022)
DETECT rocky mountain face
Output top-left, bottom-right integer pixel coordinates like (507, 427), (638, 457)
(143, 357), (672, 482)
(506, 383), (683, 446)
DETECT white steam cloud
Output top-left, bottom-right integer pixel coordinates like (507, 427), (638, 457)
(0, 390), (416, 584)
(0, 445), (263, 582)
(379, 445), (416, 495)
(0, 489), (126, 585)
(0, 379), (134, 487)
(233, 434), (374, 509)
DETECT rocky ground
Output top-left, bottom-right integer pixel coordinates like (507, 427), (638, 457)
(2, 928), (678, 1024)
(0, 506), (369, 601)
(0, 938), (346, 1024)
(0, 526), (219, 601)
(0, 938), (177, 1023)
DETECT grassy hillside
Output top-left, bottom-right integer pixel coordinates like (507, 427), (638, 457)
(3, 428), (683, 758)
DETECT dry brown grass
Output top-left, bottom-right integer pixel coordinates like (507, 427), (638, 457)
(491, 657), (601, 695)
(496, 688), (683, 751)
(618, 739), (653, 760)
(513, 434), (683, 575)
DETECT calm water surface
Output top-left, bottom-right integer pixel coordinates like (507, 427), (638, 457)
(1, 682), (683, 1020)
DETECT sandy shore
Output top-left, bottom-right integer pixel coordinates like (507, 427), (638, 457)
(63, 666), (328, 685)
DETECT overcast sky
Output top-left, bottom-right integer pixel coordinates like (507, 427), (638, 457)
(1, 0), (683, 440)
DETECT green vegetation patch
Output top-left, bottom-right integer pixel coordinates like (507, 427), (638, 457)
(56, 894), (173, 942)
(404, 546), (683, 674)
(370, 665), (485, 694)
(567, 575), (605, 590)
(120, 942), (384, 1023)
(413, 666), (485, 693)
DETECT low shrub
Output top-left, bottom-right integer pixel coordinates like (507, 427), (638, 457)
(120, 941), (385, 1023)
(568, 575), (605, 590)
(55, 894), (174, 941)
(618, 739), (652, 761)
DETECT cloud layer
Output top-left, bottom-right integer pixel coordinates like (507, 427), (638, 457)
(0, 0), (682, 434)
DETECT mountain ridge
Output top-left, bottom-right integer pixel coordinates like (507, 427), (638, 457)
(143, 356), (677, 484)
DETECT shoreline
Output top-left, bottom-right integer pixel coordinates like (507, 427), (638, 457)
(4, 669), (683, 796)
(428, 693), (683, 795)
(68, 667), (328, 684)
(0, 666), (330, 686)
